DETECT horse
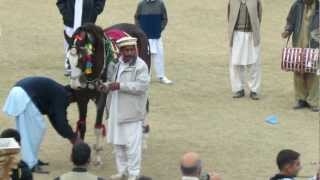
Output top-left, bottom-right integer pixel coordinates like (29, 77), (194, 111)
(65, 23), (150, 140)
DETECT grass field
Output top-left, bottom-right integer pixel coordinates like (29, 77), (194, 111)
(0, 0), (319, 179)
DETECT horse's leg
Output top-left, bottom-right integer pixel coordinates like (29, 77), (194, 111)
(143, 99), (150, 149)
(95, 92), (107, 126)
(92, 91), (107, 166)
(93, 91), (108, 137)
(76, 95), (90, 140)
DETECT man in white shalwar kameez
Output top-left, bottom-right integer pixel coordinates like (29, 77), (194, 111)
(228, 0), (262, 100)
(102, 37), (150, 180)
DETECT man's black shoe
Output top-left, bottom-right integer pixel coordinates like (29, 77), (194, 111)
(31, 165), (49, 174)
(250, 92), (259, 100)
(38, 160), (49, 166)
(233, 90), (245, 98)
(293, 100), (309, 110)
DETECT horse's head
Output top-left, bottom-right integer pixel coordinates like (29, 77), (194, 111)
(66, 24), (106, 90)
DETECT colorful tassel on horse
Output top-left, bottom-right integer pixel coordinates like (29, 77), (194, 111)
(84, 54), (92, 61)
(85, 61), (93, 74)
(85, 43), (93, 55)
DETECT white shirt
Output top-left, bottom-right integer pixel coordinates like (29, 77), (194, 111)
(73, 0), (83, 31)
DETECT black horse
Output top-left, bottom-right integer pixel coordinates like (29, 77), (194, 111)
(65, 23), (150, 140)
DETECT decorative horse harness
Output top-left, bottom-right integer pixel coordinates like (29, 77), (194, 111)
(67, 31), (116, 90)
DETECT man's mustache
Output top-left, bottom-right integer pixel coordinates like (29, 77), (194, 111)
(123, 55), (137, 62)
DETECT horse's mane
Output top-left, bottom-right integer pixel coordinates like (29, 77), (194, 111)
(72, 23), (106, 80)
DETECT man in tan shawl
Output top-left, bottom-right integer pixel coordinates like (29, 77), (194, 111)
(228, 0), (262, 100)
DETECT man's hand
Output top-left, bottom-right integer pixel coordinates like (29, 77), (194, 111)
(70, 135), (83, 145)
(281, 31), (290, 39)
(209, 172), (222, 180)
(97, 82), (110, 93)
(109, 82), (120, 91)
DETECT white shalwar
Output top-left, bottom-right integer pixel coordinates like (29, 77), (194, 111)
(230, 31), (261, 93)
(149, 38), (166, 78)
(107, 61), (143, 177)
(64, 0), (83, 67)
(2, 87), (47, 169)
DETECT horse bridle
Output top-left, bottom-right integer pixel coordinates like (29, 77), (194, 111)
(80, 37), (108, 90)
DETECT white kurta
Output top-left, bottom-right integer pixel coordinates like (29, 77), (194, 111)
(3, 87), (47, 169)
(231, 31), (260, 65)
(229, 31), (261, 93)
(149, 38), (166, 78)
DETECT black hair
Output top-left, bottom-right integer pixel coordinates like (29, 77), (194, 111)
(0, 128), (21, 144)
(276, 149), (300, 170)
(71, 142), (91, 166)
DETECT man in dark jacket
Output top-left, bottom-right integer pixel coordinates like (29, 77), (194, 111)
(56, 0), (106, 72)
(2, 77), (81, 172)
(282, 0), (319, 112)
(135, 0), (173, 84)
